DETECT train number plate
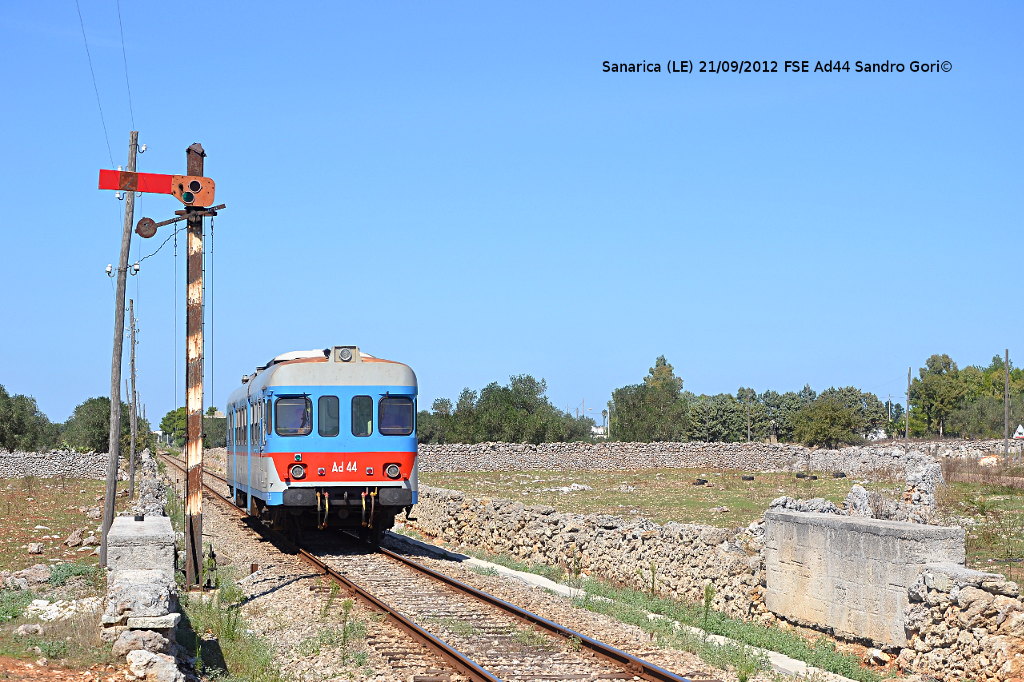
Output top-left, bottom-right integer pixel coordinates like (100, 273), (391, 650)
(331, 461), (358, 473)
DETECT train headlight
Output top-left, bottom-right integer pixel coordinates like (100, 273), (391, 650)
(384, 463), (401, 479)
(289, 464), (306, 479)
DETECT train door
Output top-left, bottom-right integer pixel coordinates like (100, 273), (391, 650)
(227, 408), (235, 492)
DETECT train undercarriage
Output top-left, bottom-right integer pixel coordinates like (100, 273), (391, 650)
(232, 485), (413, 544)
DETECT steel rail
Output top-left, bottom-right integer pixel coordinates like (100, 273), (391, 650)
(160, 455), (500, 682)
(377, 545), (694, 682)
(164, 456), (708, 682)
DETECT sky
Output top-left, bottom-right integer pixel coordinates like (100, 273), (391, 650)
(1, 2), (1021, 425)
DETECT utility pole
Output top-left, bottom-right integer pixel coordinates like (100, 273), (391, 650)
(1004, 348), (1010, 459)
(906, 367), (911, 440)
(183, 142), (206, 589)
(100, 130), (139, 567)
(129, 299), (138, 499)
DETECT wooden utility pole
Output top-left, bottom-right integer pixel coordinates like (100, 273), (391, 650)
(183, 142), (206, 589)
(1004, 348), (1010, 459)
(906, 367), (911, 440)
(129, 299), (138, 499)
(100, 130), (139, 567)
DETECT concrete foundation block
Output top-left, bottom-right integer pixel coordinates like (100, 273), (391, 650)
(764, 510), (965, 647)
(107, 516), (175, 579)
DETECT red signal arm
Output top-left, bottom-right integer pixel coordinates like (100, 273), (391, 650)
(98, 169), (175, 194)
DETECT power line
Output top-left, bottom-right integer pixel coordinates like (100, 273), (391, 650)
(73, 0), (114, 166)
(115, 0), (135, 129)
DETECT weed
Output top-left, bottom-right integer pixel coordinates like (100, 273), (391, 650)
(566, 635), (582, 652)
(178, 575), (284, 682)
(469, 565), (499, 577)
(511, 625), (553, 650)
(702, 582), (715, 633)
(319, 580), (341, 620)
(0, 590), (33, 623)
(48, 562), (98, 587)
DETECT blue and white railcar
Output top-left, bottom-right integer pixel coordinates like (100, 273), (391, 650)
(225, 346), (417, 539)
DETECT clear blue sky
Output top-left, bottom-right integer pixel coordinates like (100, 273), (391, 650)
(2, 2), (1021, 424)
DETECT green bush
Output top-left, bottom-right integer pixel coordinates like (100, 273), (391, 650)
(0, 590), (33, 623)
(48, 562), (98, 587)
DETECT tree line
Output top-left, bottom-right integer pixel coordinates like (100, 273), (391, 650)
(417, 375), (594, 444)
(609, 353), (1024, 447)
(5, 350), (1020, 452)
(0, 385), (155, 453)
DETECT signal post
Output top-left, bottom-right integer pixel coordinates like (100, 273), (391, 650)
(183, 143), (206, 589)
(98, 143), (221, 589)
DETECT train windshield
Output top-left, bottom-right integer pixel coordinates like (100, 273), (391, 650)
(379, 397), (414, 436)
(275, 397), (312, 436)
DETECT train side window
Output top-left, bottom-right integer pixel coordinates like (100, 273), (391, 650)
(319, 396), (340, 437)
(265, 399), (272, 435)
(379, 397), (415, 436)
(276, 397), (312, 436)
(352, 396), (372, 437)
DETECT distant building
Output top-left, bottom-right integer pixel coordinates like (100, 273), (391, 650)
(591, 425), (607, 439)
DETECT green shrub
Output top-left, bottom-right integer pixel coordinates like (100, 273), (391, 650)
(48, 562), (98, 587)
(0, 590), (33, 623)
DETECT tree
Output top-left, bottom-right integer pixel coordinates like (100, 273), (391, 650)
(63, 397), (129, 452)
(0, 385), (58, 451)
(688, 393), (744, 442)
(792, 396), (862, 448)
(609, 357), (687, 442)
(817, 387), (886, 438)
(160, 407), (187, 447)
(910, 354), (964, 438)
(422, 377), (592, 444)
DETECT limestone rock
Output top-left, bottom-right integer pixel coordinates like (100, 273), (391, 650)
(15, 624), (42, 636)
(27, 543), (43, 554)
(845, 485), (870, 515)
(6, 563), (51, 589)
(126, 650), (184, 682)
(63, 528), (85, 547)
(112, 629), (170, 658)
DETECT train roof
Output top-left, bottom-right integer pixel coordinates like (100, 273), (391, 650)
(227, 346), (416, 406)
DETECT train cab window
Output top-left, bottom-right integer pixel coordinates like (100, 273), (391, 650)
(265, 399), (272, 435)
(352, 396), (373, 437)
(319, 396), (340, 437)
(276, 397), (312, 436)
(379, 397), (415, 436)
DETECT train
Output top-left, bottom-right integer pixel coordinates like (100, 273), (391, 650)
(225, 345), (418, 541)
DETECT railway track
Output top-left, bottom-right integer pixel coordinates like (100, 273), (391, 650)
(161, 455), (721, 682)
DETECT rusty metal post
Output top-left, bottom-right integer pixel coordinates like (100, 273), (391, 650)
(183, 142), (206, 589)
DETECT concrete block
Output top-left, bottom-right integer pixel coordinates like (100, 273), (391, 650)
(126, 613), (181, 629)
(764, 510), (966, 647)
(107, 516), (175, 579)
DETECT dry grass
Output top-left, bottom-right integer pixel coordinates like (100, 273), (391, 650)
(0, 477), (120, 572)
(936, 457), (1024, 584)
(421, 468), (897, 528)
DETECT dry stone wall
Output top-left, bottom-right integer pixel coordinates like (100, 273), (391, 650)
(411, 486), (770, 622)
(0, 450), (107, 478)
(900, 563), (1024, 681)
(419, 439), (1013, 476)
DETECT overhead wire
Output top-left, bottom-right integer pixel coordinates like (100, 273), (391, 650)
(114, 0), (135, 130)
(73, 0), (114, 167)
